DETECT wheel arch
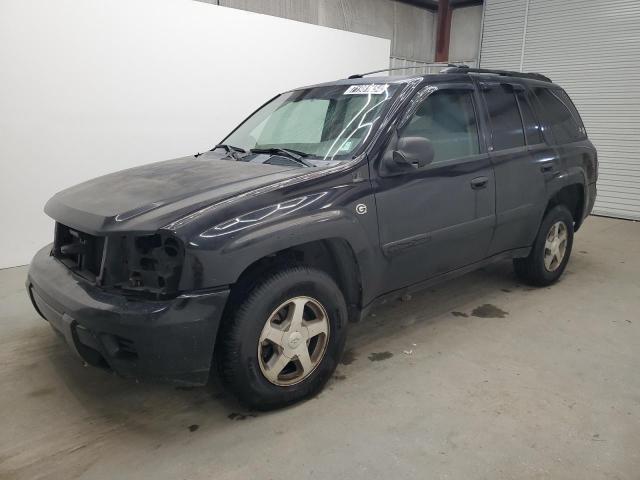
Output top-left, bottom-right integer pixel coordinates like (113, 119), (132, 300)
(546, 169), (588, 231)
(225, 237), (364, 324)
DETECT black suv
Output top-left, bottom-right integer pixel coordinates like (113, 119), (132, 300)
(27, 66), (597, 409)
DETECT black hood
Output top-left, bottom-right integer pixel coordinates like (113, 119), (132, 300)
(45, 151), (310, 235)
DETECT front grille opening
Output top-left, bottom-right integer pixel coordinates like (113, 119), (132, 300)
(53, 223), (105, 281)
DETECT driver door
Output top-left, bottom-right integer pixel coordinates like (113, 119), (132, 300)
(373, 83), (496, 292)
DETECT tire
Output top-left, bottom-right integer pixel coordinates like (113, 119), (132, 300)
(216, 266), (348, 410)
(513, 205), (574, 286)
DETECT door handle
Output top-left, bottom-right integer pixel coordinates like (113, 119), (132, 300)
(470, 176), (488, 189)
(540, 163), (554, 173)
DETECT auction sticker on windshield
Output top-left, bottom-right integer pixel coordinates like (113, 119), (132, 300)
(344, 84), (389, 95)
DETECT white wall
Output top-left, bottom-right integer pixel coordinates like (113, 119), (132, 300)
(449, 4), (483, 63)
(0, 0), (390, 269)
(217, 0), (438, 63)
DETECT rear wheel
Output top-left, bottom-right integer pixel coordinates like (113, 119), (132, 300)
(217, 266), (348, 410)
(513, 205), (574, 286)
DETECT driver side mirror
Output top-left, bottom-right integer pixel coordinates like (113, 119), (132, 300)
(383, 135), (434, 173)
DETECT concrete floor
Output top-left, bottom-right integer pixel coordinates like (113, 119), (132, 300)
(0, 216), (639, 480)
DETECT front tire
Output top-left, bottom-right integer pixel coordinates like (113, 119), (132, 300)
(217, 266), (348, 410)
(513, 205), (574, 286)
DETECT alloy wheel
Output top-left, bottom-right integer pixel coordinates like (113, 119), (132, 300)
(543, 220), (568, 272)
(258, 296), (330, 386)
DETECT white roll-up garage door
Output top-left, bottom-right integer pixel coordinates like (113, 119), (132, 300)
(479, 0), (640, 220)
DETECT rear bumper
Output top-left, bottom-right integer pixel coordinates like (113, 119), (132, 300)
(26, 244), (229, 386)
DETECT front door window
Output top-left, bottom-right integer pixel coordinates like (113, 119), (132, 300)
(400, 90), (480, 163)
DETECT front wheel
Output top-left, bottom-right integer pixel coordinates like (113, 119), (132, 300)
(513, 205), (574, 286)
(216, 266), (348, 410)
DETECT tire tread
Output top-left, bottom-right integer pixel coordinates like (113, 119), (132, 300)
(513, 205), (574, 286)
(216, 265), (347, 410)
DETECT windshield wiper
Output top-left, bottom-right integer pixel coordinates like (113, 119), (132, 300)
(212, 144), (247, 160)
(250, 148), (314, 167)
(214, 144), (246, 154)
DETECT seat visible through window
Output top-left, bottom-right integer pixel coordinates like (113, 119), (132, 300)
(401, 90), (480, 163)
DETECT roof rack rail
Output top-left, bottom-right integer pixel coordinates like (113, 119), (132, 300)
(442, 64), (552, 83)
(347, 65), (437, 79)
(346, 64), (552, 83)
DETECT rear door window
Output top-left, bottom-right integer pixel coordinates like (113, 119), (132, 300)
(517, 91), (543, 145)
(482, 85), (526, 151)
(532, 88), (586, 144)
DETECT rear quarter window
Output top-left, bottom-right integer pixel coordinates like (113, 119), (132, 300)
(532, 87), (586, 144)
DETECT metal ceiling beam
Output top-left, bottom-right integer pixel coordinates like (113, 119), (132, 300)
(435, 0), (452, 61)
(397, 0), (482, 61)
(395, 0), (482, 11)
(449, 0), (484, 7)
(395, 0), (439, 11)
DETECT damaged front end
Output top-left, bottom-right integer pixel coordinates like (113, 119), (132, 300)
(52, 222), (185, 300)
(28, 223), (229, 385)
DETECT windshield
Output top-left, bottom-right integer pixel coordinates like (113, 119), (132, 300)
(223, 83), (401, 161)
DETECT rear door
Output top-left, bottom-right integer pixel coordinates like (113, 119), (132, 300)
(531, 86), (593, 181)
(480, 81), (551, 255)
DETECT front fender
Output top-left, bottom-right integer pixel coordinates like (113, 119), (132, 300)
(180, 191), (382, 304)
